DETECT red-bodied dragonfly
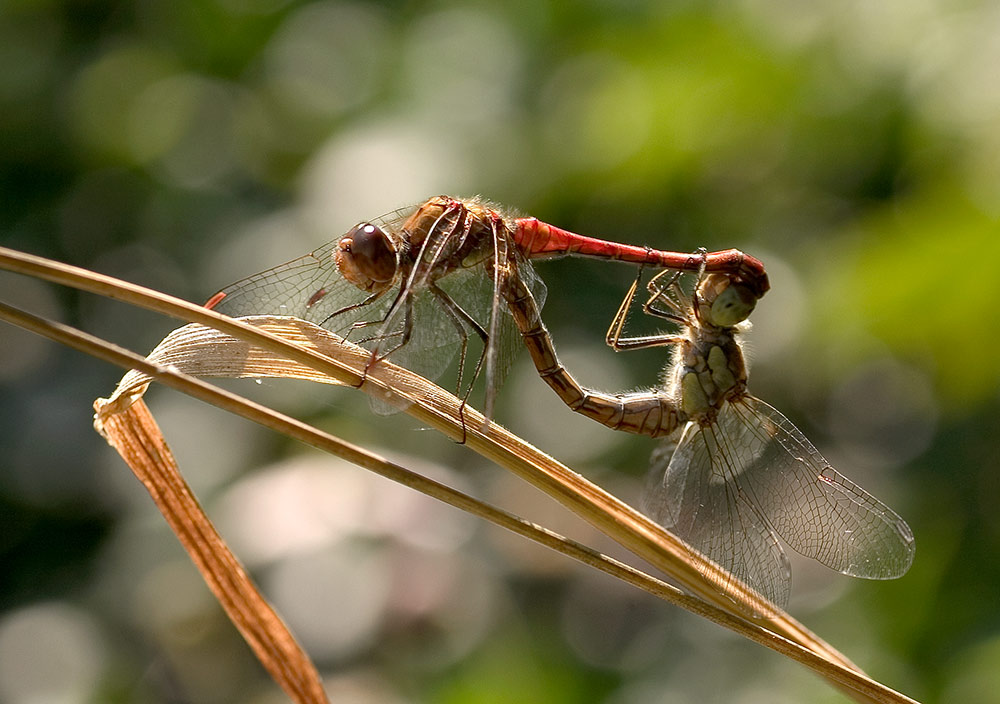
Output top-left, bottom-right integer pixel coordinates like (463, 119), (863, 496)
(205, 195), (768, 418)
(503, 263), (913, 611)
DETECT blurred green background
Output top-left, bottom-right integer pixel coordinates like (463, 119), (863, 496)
(2, 1), (998, 702)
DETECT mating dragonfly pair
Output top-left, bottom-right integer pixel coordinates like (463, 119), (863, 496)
(206, 195), (914, 610)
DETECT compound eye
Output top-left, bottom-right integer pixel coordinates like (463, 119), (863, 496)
(335, 223), (397, 292)
(708, 281), (757, 327)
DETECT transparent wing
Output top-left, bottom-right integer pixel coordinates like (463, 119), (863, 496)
(644, 395), (914, 610)
(471, 239), (549, 419)
(206, 205), (417, 337)
(497, 248), (547, 397)
(207, 202), (544, 416)
(729, 396), (915, 578)
(207, 206), (464, 413)
(407, 233), (547, 414)
(645, 419), (792, 610)
(369, 206), (545, 414)
(207, 238), (396, 333)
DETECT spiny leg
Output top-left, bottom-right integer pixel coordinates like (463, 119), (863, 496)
(319, 288), (389, 329)
(642, 248), (706, 320)
(429, 282), (490, 439)
(606, 266), (687, 352)
(642, 271), (687, 322)
(482, 215), (511, 424)
(346, 291), (414, 392)
(406, 201), (469, 288)
(342, 281), (407, 344)
(316, 285), (403, 389)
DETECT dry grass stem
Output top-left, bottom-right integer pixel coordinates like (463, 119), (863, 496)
(0, 246), (919, 704)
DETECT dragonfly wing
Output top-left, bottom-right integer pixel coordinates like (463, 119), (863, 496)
(208, 207), (465, 414)
(385, 277), (471, 383)
(645, 419), (792, 610)
(208, 240), (396, 334)
(729, 396), (915, 580)
(415, 231), (547, 416)
(480, 246), (548, 415)
(358, 280), (469, 416)
(207, 200), (544, 417)
(208, 205), (421, 333)
(365, 204), (497, 412)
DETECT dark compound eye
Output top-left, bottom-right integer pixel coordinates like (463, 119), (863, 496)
(708, 282), (757, 327)
(335, 222), (398, 293)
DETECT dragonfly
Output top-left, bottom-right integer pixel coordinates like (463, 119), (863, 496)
(502, 261), (914, 610)
(206, 195), (769, 419)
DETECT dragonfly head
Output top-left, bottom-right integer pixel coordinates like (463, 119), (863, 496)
(696, 273), (758, 328)
(336, 222), (399, 293)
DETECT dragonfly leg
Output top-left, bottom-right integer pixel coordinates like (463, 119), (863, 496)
(367, 296), (413, 365)
(316, 287), (406, 389)
(638, 250), (691, 322)
(345, 293), (414, 393)
(644, 276), (687, 320)
(606, 267), (689, 351)
(319, 288), (389, 329)
(429, 282), (490, 440)
(503, 269), (681, 438)
(341, 282), (407, 344)
(482, 219), (513, 424)
(345, 316), (406, 383)
(642, 249), (704, 319)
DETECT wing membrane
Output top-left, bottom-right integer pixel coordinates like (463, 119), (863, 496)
(208, 239), (394, 334)
(646, 419), (791, 609)
(645, 395), (915, 609)
(207, 203), (545, 416)
(730, 397), (915, 579)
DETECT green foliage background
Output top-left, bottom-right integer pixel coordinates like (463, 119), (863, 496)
(2, 1), (998, 702)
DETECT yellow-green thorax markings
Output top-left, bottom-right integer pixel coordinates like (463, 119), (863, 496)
(674, 274), (757, 423)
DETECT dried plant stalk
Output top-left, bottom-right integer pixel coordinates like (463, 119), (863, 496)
(0, 245), (920, 704)
(98, 399), (328, 704)
(2, 299), (915, 704)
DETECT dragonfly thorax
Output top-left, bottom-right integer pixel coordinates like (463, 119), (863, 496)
(335, 222), (399, 293)
(403, 196), (507, 280)
(674, 329), (747, 423)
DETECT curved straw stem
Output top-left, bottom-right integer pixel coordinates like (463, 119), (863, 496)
(0, 246), (918, 704)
